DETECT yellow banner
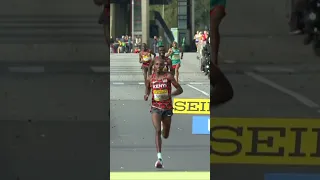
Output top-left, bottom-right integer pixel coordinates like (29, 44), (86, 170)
(173, 98), (209, 115)
(210, 118), (320, 165)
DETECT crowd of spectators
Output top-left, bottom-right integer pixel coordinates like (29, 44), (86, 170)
(110, 35), (164, 53)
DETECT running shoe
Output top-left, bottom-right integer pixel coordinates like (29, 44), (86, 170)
(155, 159), (163, 168)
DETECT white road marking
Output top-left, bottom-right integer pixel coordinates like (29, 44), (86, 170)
(138, 82), (145, 85)
(90, 66), (110, 73)
(186, 84), (210, 97)
(223, 60), (236, 64)
(8, 66), (44, 73)
(113, 82), (124, 85)
(180, 78), (210, 97)
(189, 82), (203, 85)
(253, 66), (295, 73)
(246, 72), (320, 109)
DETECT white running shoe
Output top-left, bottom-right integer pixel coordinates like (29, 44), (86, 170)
(155, 159), (163, 168)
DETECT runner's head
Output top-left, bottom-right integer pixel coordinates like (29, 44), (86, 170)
(142, 43), (147, 50)
(172, 41), (177, 48)
(154, 58), (165, 73)
(158, 46), (166, 57)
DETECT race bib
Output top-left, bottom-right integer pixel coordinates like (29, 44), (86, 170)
(142, 54), (151, 62)
(153, 89), (169, 101)
(173, 54), (180, 59)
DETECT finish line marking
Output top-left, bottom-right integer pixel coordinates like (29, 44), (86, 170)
(110, 172), (209, 180)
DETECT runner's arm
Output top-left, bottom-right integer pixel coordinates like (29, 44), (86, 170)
(139, 53), (142, 63)
(168, 73), (183, 96)
(168, 59), (174, 75)
(148, 60), (154, 76)
(166, 48), (172, 57)
(150, 50), (156, 58)
(145, 77), (151, 96)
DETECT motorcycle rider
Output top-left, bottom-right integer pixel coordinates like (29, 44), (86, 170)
(303, 0), (320, 44)
(201, 36), (211, 75)
(289, 0), (308, 35)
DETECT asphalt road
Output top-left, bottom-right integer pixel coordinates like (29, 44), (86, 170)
(212, 0), (320, 179)
(110, 53), (210, 172)
(0, 64), (110, 180)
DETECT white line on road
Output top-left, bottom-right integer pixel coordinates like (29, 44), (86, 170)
(189, 82), (203, 85)
(186, 84), (210, 97)
(253, 66), (295, 73)
(113, 82), (124, 85)
(180, 78), (210, 97)
(245, 72), (320, 109)
(138, 82), (145, 85)
(90, 66), (110, 73)
(8, 66), (45, 73)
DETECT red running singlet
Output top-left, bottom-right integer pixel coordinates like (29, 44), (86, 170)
(150, 73), (173, 110)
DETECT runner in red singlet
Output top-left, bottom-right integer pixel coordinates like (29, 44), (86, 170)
(210, 0), (233, 108)
(148, 46), (173, 76)
(144, 58), (183, 168)
(140, 43), (156, 83)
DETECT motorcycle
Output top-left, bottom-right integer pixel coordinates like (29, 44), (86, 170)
(203, 50), (210, 77)
(200, 43), (210, 71)
(200, 44), (211, 77)
(304, 0), (320, 56)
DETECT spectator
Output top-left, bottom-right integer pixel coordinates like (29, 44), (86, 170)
(157, 36), (163, 47)
(117, 38), (124, 53)
(135, 36), (142, 48)
(152, 36), (158, 53)
(128, 36), (133, 52)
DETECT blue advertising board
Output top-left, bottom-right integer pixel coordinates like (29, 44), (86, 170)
(192, 116), (210, 135)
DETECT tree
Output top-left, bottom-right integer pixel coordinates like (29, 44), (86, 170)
(194, 0), (210, 31)
(149, 0), (178, 29)
(150, 0), (209, 30)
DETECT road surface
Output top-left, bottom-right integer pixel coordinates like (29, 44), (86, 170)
(0, 63), (110, 180)
(211, 0), (320, 179)
(110, 53), (210, 172)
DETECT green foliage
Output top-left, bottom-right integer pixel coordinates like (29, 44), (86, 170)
(149, 0), (209, 30)
(149, 0), (178, 29)
(194, 0), (210, 30)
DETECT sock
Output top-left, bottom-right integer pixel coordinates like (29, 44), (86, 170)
(157, 152), (162, 160)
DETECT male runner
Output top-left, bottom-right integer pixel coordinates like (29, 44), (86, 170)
(144, 58), (183, 168)
(210, 0), (233, 107)
(139, 43), (156, 83)
(167, 41), (183, 83)
(148, 46), (173, 76)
